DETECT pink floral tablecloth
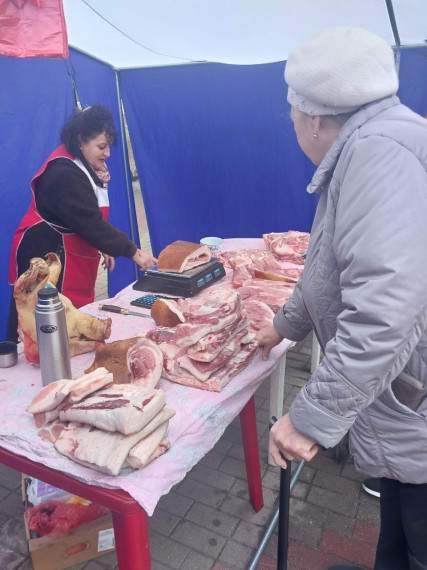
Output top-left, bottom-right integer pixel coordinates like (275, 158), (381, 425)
(0, 238), (294, 515)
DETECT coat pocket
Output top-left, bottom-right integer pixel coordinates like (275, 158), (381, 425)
(391, 371), (426, 412)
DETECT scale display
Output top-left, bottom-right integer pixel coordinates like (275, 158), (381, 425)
(132, 259), (226, 297)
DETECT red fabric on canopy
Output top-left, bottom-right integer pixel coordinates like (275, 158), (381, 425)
(0, 0), (68, 58)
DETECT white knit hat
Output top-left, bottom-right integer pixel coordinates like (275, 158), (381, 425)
(285, 27), (399, 116)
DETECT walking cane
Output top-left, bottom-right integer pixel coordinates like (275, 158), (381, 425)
(270, 416), (292, 570)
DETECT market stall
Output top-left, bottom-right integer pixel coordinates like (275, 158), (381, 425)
(0, 237), (299, 568)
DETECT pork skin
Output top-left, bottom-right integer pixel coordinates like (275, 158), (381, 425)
(59, 385), (166, 435)
(157, 240), (211, 273)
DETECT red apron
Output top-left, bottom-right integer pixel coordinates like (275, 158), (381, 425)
(9, 145), (109, 308)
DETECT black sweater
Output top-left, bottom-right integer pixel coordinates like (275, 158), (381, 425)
(35, 158), (137, 258)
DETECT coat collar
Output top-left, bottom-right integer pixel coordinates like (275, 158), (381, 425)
(307, 95), (401, 195)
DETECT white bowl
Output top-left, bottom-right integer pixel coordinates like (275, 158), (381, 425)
(200, 236), (223, 253)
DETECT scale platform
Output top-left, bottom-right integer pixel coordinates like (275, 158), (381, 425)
(132, 258), (226, 297)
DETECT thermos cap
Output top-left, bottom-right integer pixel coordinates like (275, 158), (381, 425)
(38, 287), (58, 299)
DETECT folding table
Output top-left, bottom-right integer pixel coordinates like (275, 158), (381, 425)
(0, 237), (296, 567)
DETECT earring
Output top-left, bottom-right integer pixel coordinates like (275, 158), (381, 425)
(313, 132), (319, 139)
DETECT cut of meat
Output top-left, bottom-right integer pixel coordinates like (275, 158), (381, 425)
(27, 379), (73, 414)
(162, 341), (258, 392)
(238, 280), (294, 313)
(68, 367), (113, 403)
(177, 329), (254, 381)
(142, 327), (176, 343)
(139, 288), (258, 392)
(226, 253), (284, 288)
(263, 231), (310, 264)
(157, 240), (212, 273)
(139, 406), (175, 433)
(158, 340), (188, 363)
(53, 421), (157, 476)
(242, 299), (275, 331)
(253, 268), (301, 283)
(174, 311), (241, 347)
(84, 337), (140, 384)
(173, 289), (243, 347)
(127, 338), (163, 389)
(150, 299), (185, 327)
(186, 316), (248, 362)
(59, 385), (166, 435)
(37, 419), (66, 443)
(178, 288), (242, 325)
(33, 408), (61, 428)
(126, 422), (169, 469)
(138, 438), (171, 466)
(54, 412), (172, 476)
(218, 249), (281, 269)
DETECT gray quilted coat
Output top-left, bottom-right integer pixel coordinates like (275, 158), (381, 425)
(273, 95), (427, 483)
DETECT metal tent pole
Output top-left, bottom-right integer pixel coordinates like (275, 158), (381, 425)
(64, 58), (82, 110)
(385, 0), (401, 73)
(114, 69), (139, 282)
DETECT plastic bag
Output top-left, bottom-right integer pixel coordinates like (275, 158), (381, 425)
(25, 500), (108, 537)
(26, 478), (73, 506)
(26, 477), (89, 506)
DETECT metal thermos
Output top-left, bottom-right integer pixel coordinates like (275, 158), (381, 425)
(35, 287), (72, 386)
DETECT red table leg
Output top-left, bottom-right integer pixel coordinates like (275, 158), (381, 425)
(112, 508), (151, 570)
(239, 395), (263, 512)
(0, 448), (153, 570)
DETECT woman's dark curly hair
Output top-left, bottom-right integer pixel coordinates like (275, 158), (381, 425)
(60, 104), (118, 157)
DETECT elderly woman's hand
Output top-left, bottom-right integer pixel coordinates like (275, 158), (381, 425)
(255, 325), (284, 360)
(270, 413), (319, 469)
(132, 248), (157, 271)
(101, 253), (115, 272)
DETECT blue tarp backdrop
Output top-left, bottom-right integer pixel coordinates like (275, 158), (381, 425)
(0, 46), (426, 340)
(121, 61), (317, 256)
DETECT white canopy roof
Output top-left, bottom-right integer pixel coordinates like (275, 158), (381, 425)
(63, 0), (427, 69)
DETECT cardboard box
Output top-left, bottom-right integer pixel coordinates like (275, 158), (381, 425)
(22, 476), (116, 570)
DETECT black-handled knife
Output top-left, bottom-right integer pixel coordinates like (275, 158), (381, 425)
(98, 304), (151, 318)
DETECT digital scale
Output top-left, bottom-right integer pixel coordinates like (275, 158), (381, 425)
(132, 258), (226, 297)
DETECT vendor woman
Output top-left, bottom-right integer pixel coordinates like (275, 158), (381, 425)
(8, 104), (156, 341)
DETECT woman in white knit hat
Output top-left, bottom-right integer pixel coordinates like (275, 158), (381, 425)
(256, 27), (427, 570)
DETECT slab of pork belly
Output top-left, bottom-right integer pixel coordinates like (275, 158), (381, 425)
(59, 385), (166, 435)
(126, 421), (168, 469)
(33, 407), (62, 428)
(218, 249), (282, 268)
(262, 230), (310, 264)
(238, 279), (294, 313)
(178, 289), (241, 324)
(157, 241), (211, 273)
(27, 379), (73, 414)
(242, 299), (275, 332)
(27, 368), (114, 414)
(177, 329), (254, 381)
(53, 418), (165, 476)
(186, 316), (248, 362)
(174, 309), (242, 347)
(134, 438), (171, 466)
(37, 419), (66, 443)
(172, 289), (243, 348)
(68, 367), (113, 403)
(162, 340), (258, 392)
